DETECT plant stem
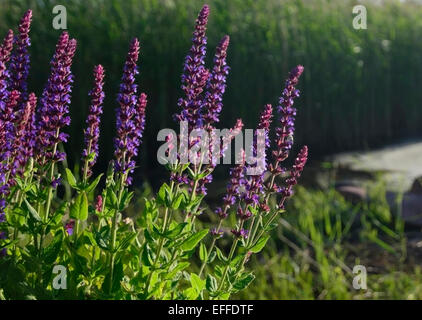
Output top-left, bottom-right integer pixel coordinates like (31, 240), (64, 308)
(108, 170), (127, 294)
(216, 220), (244, 293)
(144, 180), (175, 295)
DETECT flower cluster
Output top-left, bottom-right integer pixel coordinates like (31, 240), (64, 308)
(280, 145), (308, 207)
(9, 9), (32, 104)
(273, 65), (304, 164)
(203, 35), (230, 126)
(175, 4), (210, 128)
(82, 65), (105, 178)
(13, 92), (37, 173)
(37, 31), (77, 163)
(114, 38), (147, 185)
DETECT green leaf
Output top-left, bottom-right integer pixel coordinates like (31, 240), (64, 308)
(199, 243), (208, 262)
(118, 232), (137, 250)
(171, 193), (184, 210)
(106, 188), (118, 209)
(24, 199), (41, 222)
(43, 230), (63, 264)
(233, 273), (255, 291)
(167, 262), (190, 279)
(190, 273), (205, 293)
(85, 173), (103, 193)
(157, 183), (169, 205)
(207, 250), (217, 263)
(180, 229), (209, 252)
(95, 225), (110, 250)
(249, 235), (270, 253)
(70, 192), (89, 221)
(141, 245), (153, 267)
(230, 253), (246, 268)
(164, 222), (187, 239)
(120, 191), (134, 210)
(206, 274), (218, 293)
(183, 287), (198, 300)
(215, 247), (228, 262)
(64, 168), (78, 189)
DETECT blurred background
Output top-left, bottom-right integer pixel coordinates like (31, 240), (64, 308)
(2, 0), (422, 299)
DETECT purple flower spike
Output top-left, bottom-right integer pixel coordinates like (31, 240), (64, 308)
(0, 90), (20, 163)
(175, 4), (210, 128)
(203, 35), (230, 126)
(82, 65), (105, 178)
(0, 30), (14, 104)
(114, 38), (140, 179)
(13, 92), (37, 173)
(243, 104), (273, 206)
(273, 65), (304, 164)
(0, 29), (14, 64)
(221, 149), (245, 209)
(280, 145), (308, 208)
(10, 10), (32, 103)
(125, 92), (148, 186)
(37, 32), (77, 163)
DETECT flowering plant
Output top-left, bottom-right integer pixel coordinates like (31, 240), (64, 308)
(0, 5), (307, 300)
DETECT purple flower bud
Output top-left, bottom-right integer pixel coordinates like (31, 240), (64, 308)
(95, 195), (103, 212)
(65, 219), (75, 236)
(51, 177), (61, 188)
(210, 228), (224, 238)
(231, 228), (249, 239)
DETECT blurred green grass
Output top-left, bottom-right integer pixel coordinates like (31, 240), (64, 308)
(1, 0), (422, 185)
(232, 183), (422, 300)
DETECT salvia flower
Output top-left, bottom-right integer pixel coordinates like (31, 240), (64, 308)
(280, 145), (308, 208)
(203, 35), (230, 126)
(175, 4), (210, 128)
(0, 90), (20, 163)
(124, 92), (147, 186)
(9, 10), (32, 103)
(65, 219), (75, 236)
(114, 38), (140, 172)
(12, 92), (37, 173)
(243, 104), (273, 206)
(221, 149), (245, 209)
(82, 64), (105, 178)
(231, 228), (249, 239)
(273, 65), (304, 164)
(37, 32), (77, 163)
(237, 207), (252, 221)
(114, 38), (148, 185)
(0, 30), (13, 109)
(95, 195), (103, 213)
(210, 228), (224, 238)
(51, 177), (61, 189)
(0, 29), (14, 65)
